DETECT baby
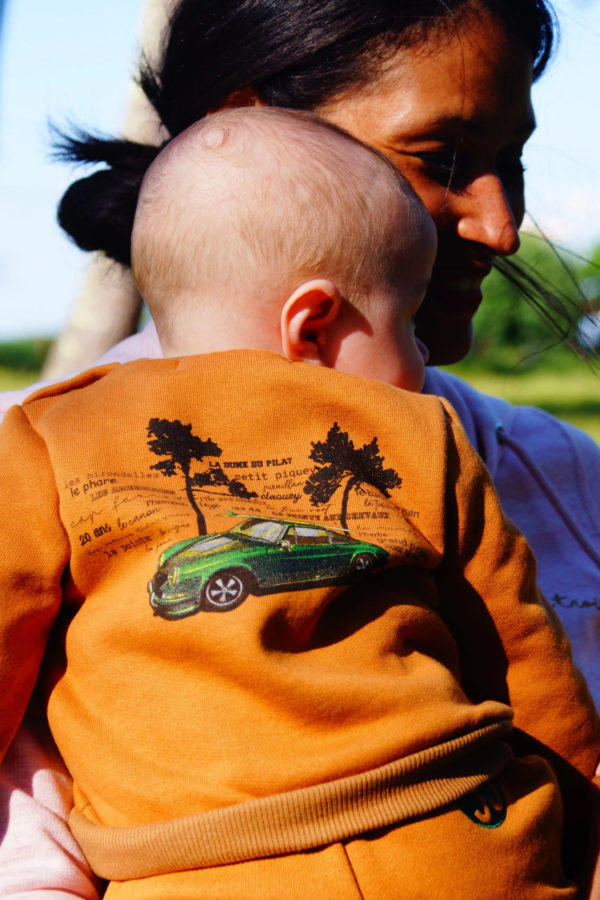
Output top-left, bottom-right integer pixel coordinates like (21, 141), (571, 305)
(0, 108), (598, 898)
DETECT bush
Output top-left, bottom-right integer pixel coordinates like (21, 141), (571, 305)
(0, 339), (52, 372)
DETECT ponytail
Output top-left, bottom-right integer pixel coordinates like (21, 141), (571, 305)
(55, 132), (164, 266)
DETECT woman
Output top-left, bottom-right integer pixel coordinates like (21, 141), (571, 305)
(1, 0), (598, 894)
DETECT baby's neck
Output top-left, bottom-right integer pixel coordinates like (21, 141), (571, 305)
(159, 326), (284, 360)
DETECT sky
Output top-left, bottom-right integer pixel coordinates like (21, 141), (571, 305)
(0, 0), (600, 340)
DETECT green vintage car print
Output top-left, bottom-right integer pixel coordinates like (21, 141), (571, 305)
(148, 517), (389, 619)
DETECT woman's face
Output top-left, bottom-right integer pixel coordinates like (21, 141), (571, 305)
(317, 9), (535, 365)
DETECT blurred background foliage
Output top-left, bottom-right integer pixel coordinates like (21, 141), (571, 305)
(447, 231), (600, 443)
(0, 338), (52, 372)
(469, 233), (599, 369)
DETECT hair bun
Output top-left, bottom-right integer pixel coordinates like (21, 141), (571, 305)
(55, 135), (163, 266)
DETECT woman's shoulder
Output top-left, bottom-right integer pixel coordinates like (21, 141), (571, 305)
(423, 366), (600, 487)
(424, 366), (600, 591)
(423, 367), (513, 476)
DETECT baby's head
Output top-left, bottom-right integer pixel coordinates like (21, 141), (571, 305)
(132, 107), (436, 392)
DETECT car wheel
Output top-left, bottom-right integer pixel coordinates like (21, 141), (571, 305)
(203, 570), (249, 611)
(352, 553), (376, 573)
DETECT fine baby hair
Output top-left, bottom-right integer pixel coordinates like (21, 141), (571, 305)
(130, 107), (428, 326)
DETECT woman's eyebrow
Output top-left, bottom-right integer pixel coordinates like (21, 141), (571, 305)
(390, 113), (537, 140)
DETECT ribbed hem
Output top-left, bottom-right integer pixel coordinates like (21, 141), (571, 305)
(71, 719), (513, 880)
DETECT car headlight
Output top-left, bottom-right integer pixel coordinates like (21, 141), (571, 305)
(167, 567), (181, 586)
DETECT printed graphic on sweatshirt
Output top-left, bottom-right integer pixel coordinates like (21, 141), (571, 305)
(147, 514), (389, 619)
(60, 418), (426, 591)
(148, 419), (418, 619)
(144, 419), (407, 617)
(147, 417), (259, 534)
(304, 423), (403, 530)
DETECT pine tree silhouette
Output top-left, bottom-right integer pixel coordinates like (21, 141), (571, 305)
(304, 422), (401, 529)
(147, 418), (257, 534)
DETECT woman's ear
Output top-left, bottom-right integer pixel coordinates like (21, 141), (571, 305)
(280, 280), (342, 364)
(210, 87), (265, 112)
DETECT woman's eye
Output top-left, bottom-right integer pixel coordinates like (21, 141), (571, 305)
(388, 145), (459, 178)
(413, 150), (458, 175)
(394, 143), (527, 190)
(411, 150), (526, 190)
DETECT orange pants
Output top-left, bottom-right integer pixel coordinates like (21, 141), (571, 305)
(105, 756), (576, 899)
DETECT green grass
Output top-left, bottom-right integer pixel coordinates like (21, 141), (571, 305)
(0, 338), (52, 396)
(444, 358), (600, 444)
(0, 366), (42, 392)
(0, 338), (51, 372)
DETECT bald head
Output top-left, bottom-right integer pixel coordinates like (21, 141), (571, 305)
(131, 107), (432, 351)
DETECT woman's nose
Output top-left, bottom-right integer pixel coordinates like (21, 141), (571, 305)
(455, 174), (521, 256)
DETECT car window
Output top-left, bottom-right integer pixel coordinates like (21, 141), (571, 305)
(290, 526), (331, 546)
(329, 531), (350, 544)
(189, 536), (233, 552)
(232, 519), (288, 543)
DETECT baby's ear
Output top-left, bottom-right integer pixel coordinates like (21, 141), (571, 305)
(280, 280), (341, 364)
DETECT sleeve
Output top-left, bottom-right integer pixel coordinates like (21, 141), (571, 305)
(507, 404), (600, 536)
(435, 401), (600, 779)
(0, 323), (162, 427)
(0, 408), (101, 894)
(435, 402), (600, 877)
(0, 389), (47, 423)
(0, 404), (69, 759)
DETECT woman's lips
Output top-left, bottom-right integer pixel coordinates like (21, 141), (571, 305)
(444, 276), (485, 292)
(426, 267), (492, 319)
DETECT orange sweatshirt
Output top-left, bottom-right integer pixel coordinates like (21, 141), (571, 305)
(0, 350), (597, 883)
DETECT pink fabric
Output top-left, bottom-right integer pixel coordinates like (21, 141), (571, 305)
(0, 716), (102, 897)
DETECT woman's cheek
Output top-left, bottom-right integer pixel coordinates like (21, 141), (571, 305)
(386, 161), (450, 226)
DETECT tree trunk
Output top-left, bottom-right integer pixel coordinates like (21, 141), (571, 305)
(41, 257), (142, 379)
(340, 477), (359, 531)
(42, 0), (173, 379)
(184, 476), (207, 536)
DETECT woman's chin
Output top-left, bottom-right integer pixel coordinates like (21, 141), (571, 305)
(418, 320), (474, 367)
(415, 286), (483, 366)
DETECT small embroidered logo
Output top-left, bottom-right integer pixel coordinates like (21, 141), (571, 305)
(457, 779), (507, 828)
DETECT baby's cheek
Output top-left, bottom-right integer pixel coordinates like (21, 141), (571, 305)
(405, 342), (427, 394)
(416, 336), (429, 364)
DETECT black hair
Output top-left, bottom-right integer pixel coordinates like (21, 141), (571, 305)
(141, 0), (554, 136)
(55, 132), (161, 267)
(57, 0), (557, 267)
